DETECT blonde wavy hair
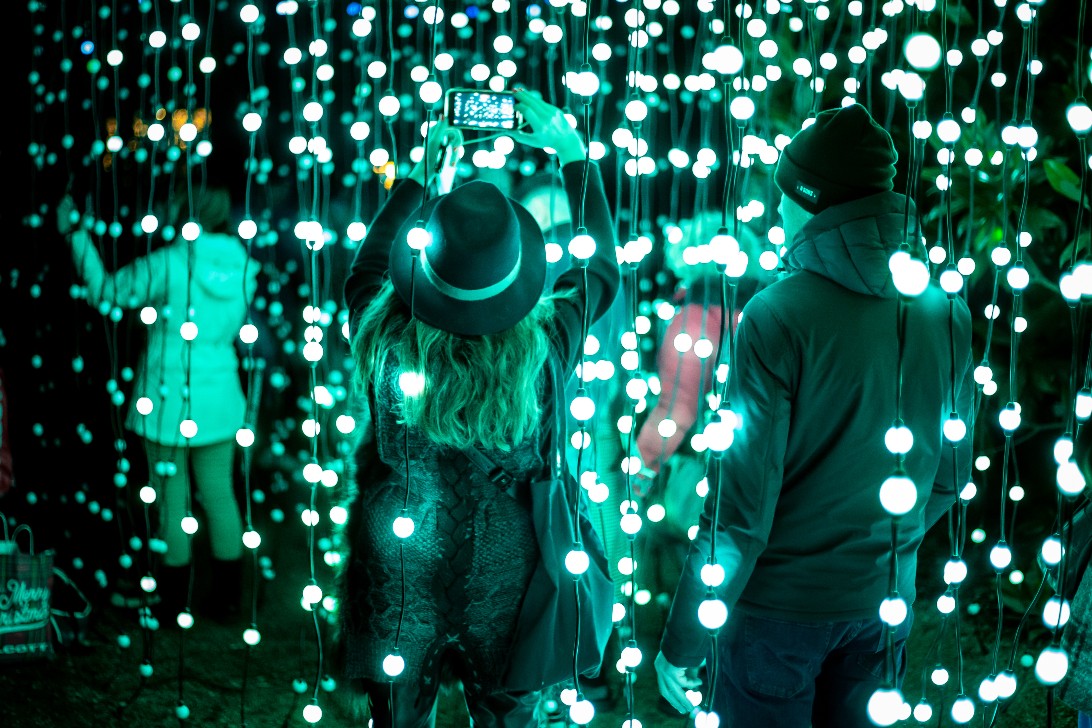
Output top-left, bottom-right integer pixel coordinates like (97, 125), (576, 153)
(351, 278), (570, 451)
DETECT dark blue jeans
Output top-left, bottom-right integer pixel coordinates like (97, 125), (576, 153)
(1080, 713), (1091, 728)
(709, 609), (913, 728)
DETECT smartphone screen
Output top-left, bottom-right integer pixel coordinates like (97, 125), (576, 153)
(445, 89), (520, 130)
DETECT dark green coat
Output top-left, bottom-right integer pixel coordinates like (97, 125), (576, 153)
(661, 191), (974, 668)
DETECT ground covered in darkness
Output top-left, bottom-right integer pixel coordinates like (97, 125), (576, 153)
(0, 519), (1081, 727)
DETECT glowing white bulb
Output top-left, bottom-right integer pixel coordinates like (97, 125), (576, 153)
(989, 543), (1012, 569)
(884, 425), (914, 454)
(1007, 265), (1030, 290)
(913, 701), (934, 722)
(697, 598), (728, 630)
(181, 515), (199, 535)
(405, 226), (431, 251)
(243, 530), (261, 549)
(1067, 101), (1092, 134)
(136, 397), (154, 416)
(1034, 646), (1069, 685)
(570, 395), (595, 422)
(729, 96), (756, 121)
(943, 416), (967, 442)
(998, 405), (1021, 431)
(303, 341), (324, 362)
(236, 428), (255, 447)
(419, 80), (443, 105)
(943, 559), (967, 584)
(382, 653), (405, 677)
(620, 644), (643, 668)
(937, 117), (962, 144)
(378, 94), (400, 117)
(302, 583), (323, 605)
(139, 485), (156, 504)
(243, 627), (261, 646)
(393, 515), (415, 539)
(625, 99), (648, 122)
(994, 670), (1017, 699)
(950, 695), (975, 723)
(903, 32), (942, 71)
(703, 418), (735, 452)
(879, 475), (917, 516)
(700, 563), (725, 587)
(302, 702), (322, 724)
(897, 72), (926, 101)
(1043, 596), (1071, 630)
(398, 371), (425, 397)
(1057, 460), (1087, 495)
(889, 251), (930, 296)
(242, 112), (263, 132)
(565, 549), (590, 575)
(1041, 536), (1063, 566)
(866, 687), (904, 726)
(620, 512), (643, 536)
(568, 233), (596, 259)
(569, 698), (595, 725)
(180, 321), (198, 340)
(1076, 389), (1092, 420)
(879, 596), (908, 626)
(932, 666), (950, 685)
(939, 268), (964, 294)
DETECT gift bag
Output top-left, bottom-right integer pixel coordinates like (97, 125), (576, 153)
(0, 513), (55, 663)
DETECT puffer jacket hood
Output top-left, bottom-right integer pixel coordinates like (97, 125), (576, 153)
(191, 232), (257, 300)
(783, 191), (917, 299)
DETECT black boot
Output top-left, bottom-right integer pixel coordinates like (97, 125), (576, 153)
(156, 565), (192, 622)
(203, 558), (244, 624)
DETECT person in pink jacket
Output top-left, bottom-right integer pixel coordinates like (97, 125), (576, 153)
(57, 181), (257, 622)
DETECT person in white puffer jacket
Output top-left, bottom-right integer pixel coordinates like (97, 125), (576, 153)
(57, 180), (257, 623)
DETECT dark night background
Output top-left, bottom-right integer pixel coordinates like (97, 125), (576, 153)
(3, 0), (1091, 726)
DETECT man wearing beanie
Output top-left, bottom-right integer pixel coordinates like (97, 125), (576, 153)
(654, 103), (975, 726)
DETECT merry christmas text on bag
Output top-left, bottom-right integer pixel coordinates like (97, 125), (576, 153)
(0, 513), (55, 663)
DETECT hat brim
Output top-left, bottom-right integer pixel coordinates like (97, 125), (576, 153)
(389, 194), (548, 337)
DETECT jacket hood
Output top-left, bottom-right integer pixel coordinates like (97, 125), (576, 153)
(783, 191), (918, 299)
(189, 233), (258, 300)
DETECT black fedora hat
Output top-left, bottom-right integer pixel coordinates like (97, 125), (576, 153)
(389, 180), (548, 337)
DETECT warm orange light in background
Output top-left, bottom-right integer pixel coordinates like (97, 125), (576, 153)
(376, 161), (395, 189)
(171, 109), (189, 131)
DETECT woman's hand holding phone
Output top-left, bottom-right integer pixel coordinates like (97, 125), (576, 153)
(406, 117), (463, 189)
(511, 89), (586, 165)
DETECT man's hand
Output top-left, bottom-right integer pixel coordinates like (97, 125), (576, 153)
(655, 651), (702, 715)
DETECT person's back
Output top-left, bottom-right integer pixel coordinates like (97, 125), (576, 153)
(655, 103), (974, 728)
(338, 94), (620, 727)
(131, 188), (257, 447)
(737, 194), (972, 620)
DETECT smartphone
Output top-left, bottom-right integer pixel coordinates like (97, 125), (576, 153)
(444, 88), (522, 131)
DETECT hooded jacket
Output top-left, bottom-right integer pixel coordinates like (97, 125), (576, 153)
(660, 191), (974, 668)
(70, 231), (258, 447)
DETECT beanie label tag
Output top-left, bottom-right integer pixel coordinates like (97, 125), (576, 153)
(795, 182), (820, 204)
